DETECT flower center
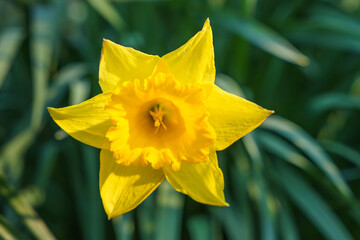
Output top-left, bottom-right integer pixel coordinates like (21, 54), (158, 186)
(104, 71), (216, 170)
(139, 97), (185, 138)
(149, 104), (167, 134)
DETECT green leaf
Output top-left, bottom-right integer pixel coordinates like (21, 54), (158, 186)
(63, 142), (105, 240)
(230, 148), (255, 240)
(137, 195), (156, 240)
(34, 141), (59, 189)
(81, 145), (106, 240)
(288, 31), (360, 52)
(214, 15), (309, 66)
(112, 213), (135, 240)
(30, 4), (57, 129)
(86, 0), (125, 31)
(277, 163), (353, 240)
(211, 206), (243, 240)
(47, 63), (89, 105)
(242, 134), (276, 240)
(321, 140), (360, 169)
(0, 175), (56, 240)
(0, 214), (27, 240)
(154, 181), (184, 240)
(69, 79), (91, 105)
(261, 116), (352, 198)
(296, 7), (360, 40)
(0, 27), (24, 88)
(278, 198), (299, 240)
(215, 74), (245, 97)
(309, 93), (360, 113)
(287, 8), (360, 52)
(257, 130), (313, 171)
(187, 215), (211, 240)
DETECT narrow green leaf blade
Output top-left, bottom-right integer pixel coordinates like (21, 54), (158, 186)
(310, 93), (360, 113)
(262, 116), (352, 198)
(155, 181), (184, 240)
(113, 213), (135, 240)
(243, 134), (276, 240)
(321, 140), (360, 169)
(87, 0), (125, 31)
(0, 27), (24, 88)
(257, 131), (313, 171)
(187, 215), (211, 240)
(278, 199), (299, 240)
(30, 4), (57, 129)
(0, 175), (56, 240)
(278, 164), (353, 240)
(0, 214), (27, 240)
(214, 15), (309, 66)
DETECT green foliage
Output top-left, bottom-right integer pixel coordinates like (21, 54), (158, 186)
(1, 0), (360, 239)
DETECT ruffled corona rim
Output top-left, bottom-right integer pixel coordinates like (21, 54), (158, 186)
(105, 70), (216, 171)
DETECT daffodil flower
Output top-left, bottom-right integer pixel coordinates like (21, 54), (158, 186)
(48, 19), (273, 219)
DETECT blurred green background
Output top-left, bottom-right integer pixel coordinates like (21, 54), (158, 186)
(1, 0), (360, 239)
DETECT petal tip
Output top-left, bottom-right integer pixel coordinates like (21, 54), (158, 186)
(268, 110), (275, 116)
(102, 38), (111, 44)
(202, 18), (211, 31)
(213, 199), (230, 207)
(47, 107), (58, 118)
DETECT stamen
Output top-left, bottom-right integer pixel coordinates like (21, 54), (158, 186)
(149, 105), (167, 134)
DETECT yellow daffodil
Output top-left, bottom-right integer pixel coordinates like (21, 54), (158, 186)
(48, 19), (273, 219)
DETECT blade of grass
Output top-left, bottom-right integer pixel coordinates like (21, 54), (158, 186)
(30, 4), (56, 130)
(277, 163), (353, 240)
(211, 206), (243, 240)
(230, 147), (255, 240)
(299, 7), (360, 40)
(187, 215), (211, 240)
(309, 93), (360, 113)
(137, 195), (156, 240)
(112, 213), (134, 240)
(288, 31), (360, 52)
(257, 130), (313, 171)
(0, 3), (58, 180)
(69, 79), (91, 105)
(46, 63), (89, 106)
(155, 181), (184, 240)
(34, 141), (59, 189)
(0, 175), (56, 240)
(0, 27), (24, 88)
(80, 145), (105, 240)
(278, 197), (299, 240)
(63, 142), (105, 240)
(214, 14), (309, 66)
(215, 74), (245, 97)
(86, 0), (125, 32)
(261, 116), (352, 198)
(321, 140), (360, 169)
(0, 214), (27, 240)
(242, 133), (277, 240)
(63, 141), (89, 240)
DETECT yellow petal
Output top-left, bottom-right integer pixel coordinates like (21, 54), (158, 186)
(99, 39), (160, 92)
(48, 92), (112, 149)
(164, 149), (228, 206)
(100, 150), (164, 218)
(162, 19), (215, 84)
(206, 85), (274, 150)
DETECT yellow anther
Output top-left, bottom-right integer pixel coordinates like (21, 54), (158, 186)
(149, 105), (167, 134)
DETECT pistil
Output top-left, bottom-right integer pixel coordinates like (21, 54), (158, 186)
(149, 105), (167, 134)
